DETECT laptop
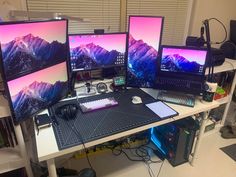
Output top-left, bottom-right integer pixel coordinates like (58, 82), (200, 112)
(157, 45), (208, 95)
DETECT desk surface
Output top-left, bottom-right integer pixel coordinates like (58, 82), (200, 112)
(34, 88), (219, 162)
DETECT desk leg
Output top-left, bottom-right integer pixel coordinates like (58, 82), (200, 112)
(47, 159), (57, 177)
(190, 111), (209, 166)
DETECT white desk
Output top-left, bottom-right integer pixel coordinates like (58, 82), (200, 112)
(33, 88), (219, 177)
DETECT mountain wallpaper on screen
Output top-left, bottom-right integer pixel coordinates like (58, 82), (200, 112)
(127, 35), (158, 87)
(1, 33), (67, 79)
(70, 42), (123, 69)
(11, 80), (67, 122)
(161, 54), (202, 73)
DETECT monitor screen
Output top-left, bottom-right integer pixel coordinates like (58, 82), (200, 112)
(69, 33), (127, 71)
(0, 19), (69, 124)
(7, 62), (68, 124)
(160, 46), (207, 75)
(0, 20), (68, 80)
(127, 16), (164, 88)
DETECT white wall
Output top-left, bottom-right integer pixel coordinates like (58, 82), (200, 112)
(0, 0), (25, 21)
(189, 0), (236, 47)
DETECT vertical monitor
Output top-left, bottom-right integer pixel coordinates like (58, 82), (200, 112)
(69, 33), (127, 71)
(127, 16), (164, 88)
(0, 19), (69, 124)
(160, 46), (208, 75)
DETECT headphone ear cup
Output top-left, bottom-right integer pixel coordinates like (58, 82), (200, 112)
(62, 106), (69, 120)
(67, 105), (72, 117)
(70, 104), (78, 118)
(55, 104), (78, 120)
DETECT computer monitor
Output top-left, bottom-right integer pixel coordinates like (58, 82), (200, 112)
(68, 33), (128, 72)
(0, 19), (69, 124)
(127, 16), (164, 88)
(159, 45), (208, 76)
(157, 45), (208, 95)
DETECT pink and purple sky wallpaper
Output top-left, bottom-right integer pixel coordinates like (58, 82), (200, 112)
(69, 34), (127, 53)
(129, 16), (163, 50)
(0, 20), (67, 44)
(162, 48), (207, 65)
(7, 62), (67, 96)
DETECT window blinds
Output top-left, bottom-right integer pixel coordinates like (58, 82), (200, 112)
(26, 0), (121, 34)
(126, 0), (192, 45)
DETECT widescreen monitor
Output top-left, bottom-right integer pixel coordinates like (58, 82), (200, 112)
(0, 19), (69, 124)
(127, 16), (164, 88)
(69, 33), (127, 71)
(160, 46), (208, 76)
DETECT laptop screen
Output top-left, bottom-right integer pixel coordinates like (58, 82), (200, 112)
(160, 46), (207, 75)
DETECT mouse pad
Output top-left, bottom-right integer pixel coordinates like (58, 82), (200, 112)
(49, 88), (161, 150)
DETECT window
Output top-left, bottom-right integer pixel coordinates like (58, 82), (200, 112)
(26, 0), (193, 44)
(26, 0), (121, 34)
(126, 0), (193, 45)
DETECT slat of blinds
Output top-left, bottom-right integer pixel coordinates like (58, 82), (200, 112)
(127, 0), (189, 45)
(27, 0), (120, 34)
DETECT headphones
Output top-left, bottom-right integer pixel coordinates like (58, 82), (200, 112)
(55, 104), (78, 120)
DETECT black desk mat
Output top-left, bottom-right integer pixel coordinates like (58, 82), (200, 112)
(49, 88), (161, 150)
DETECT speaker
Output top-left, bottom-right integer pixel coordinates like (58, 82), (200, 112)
(205, 47), (225, 66)
(94, 29), (104, 34)
(185, 36), (205, 47)
(230, 20), (236, 44)
(220, 41), (236, 59)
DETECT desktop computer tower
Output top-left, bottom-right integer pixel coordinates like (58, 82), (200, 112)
(150, 117), (199, 166)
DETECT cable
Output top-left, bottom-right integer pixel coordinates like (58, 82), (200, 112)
(156, 160), (164, 177)
(207, 18), (227, 45)
(225, 60), (235, 70)
(109, 139), (162, 177)
(74, 94), (94, 170)
(203, 18), (227, 82)
(64, 120), (94, 170)
(144, 161), (155, 177)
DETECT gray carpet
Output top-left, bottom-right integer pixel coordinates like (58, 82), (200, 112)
(220, 144), (236, 161)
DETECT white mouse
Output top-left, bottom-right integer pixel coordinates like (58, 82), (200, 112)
(132, 96), (142, 104)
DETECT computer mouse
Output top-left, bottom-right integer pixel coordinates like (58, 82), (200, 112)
(132, 96), (142, 104)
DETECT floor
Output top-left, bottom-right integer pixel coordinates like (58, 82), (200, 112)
(63, 131), (236, 177)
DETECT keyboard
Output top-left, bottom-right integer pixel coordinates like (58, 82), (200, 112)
(158, 78), (189, 88)
(157, 77), (202, 94)
(79, 97), (118, 113)
(157, 91), (195, 107)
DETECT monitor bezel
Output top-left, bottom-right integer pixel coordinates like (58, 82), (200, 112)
(0, 19), (70, 81)
(68, 32), (129, 72)
(0, 18), (70, 125)
(158, 45), (208, 79)
(126, 15), (165, 88)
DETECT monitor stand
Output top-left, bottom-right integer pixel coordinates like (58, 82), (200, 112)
(68, 72), (77, 97)
(76, 82), (96, 96)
